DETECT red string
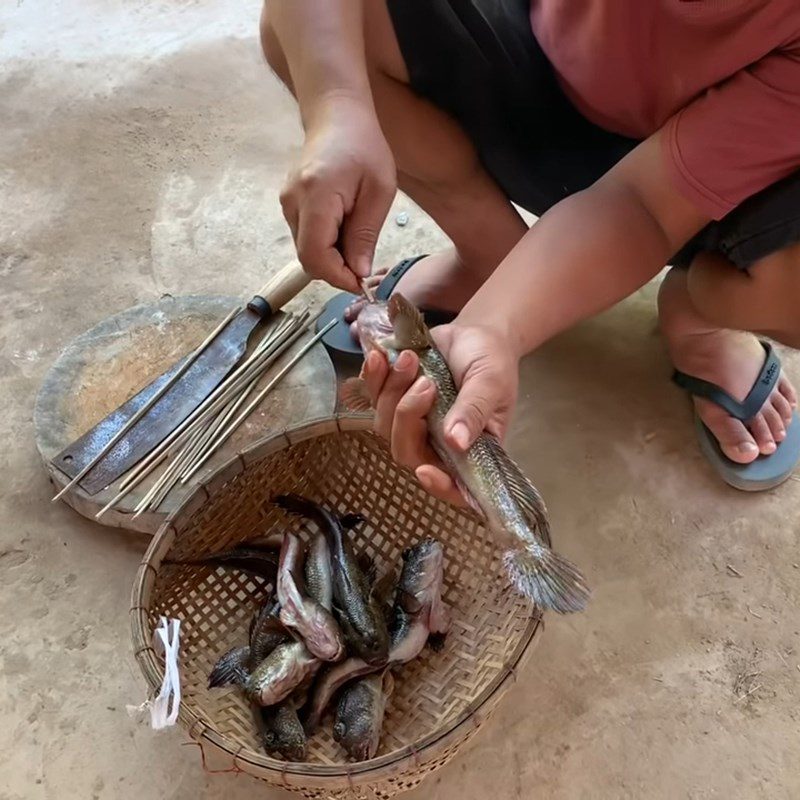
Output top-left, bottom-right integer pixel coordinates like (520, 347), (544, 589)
(181, 741), (244, 776)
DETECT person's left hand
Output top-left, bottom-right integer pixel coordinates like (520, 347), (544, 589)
(360, 322), (519, 506)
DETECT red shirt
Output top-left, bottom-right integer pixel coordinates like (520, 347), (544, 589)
(530, 0), (800, 219)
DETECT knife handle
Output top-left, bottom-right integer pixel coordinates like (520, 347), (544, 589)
(248, 260), (312, 317)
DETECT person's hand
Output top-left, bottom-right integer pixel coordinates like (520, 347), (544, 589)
(361, 323), (519, 506)
(280, 95), (396, 293)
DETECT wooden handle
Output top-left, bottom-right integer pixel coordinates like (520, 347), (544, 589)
(252, 260), (312, 314)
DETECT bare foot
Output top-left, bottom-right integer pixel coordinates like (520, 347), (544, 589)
(659, 269), (797, 463)
(344, 249), (481, 326)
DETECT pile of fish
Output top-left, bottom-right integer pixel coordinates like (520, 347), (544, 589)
(199, 494), (450, 762)
(342, 293), (591, 614)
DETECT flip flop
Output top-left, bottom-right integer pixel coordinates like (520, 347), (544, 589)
(672, 341), (800, 491)
(314, 255), (457, 364)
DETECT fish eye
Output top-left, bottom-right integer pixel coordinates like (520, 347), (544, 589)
(401, 547), (411, 561)
(333, 722), (346, 738)
(264, 732), (276, 745)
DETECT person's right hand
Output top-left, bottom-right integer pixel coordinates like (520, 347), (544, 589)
(280, 95), (396, 293)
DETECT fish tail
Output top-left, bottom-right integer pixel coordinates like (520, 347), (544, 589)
(503, 546), (590, 614)
(208, 646), (251, 688)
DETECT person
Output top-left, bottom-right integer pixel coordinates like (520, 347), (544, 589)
(260, 0), (800, 498)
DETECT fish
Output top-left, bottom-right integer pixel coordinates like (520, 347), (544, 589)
(208, 645), (252, 688)
(304, 538), (449, 731)
(333, 670), (394, 761)
(276, 532), (345, 662)
(341, 295), (590, 614)
(274, 495), (390, 666)
(208, 600), (289, 688)
(255, 700), (308, 761)
(390, 537), (450, 661)
(304, 530), (333, 611)
(249, 599), (290, 664)
(245, 640), (321, 707)
(166, 544), (279, 582)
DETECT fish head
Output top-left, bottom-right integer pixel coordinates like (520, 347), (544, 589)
(355, 301), (394, 356)
(386, 294), (433, 353)
(333, 677), (384, 761)
(397, 538), (445, 613)
(260, 713), (308, 762)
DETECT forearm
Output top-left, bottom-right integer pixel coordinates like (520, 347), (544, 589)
(457, 135), (709, 356)
(264, 0), (372, 125)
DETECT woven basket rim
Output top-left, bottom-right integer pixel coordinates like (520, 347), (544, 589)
(130, 413), (544, 782)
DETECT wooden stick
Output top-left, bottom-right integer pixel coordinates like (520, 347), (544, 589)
(94, 451), (169, 519)
(52, 307), (240, 502)
(181, 318), (337, 480)
(100, 313), (307, 515)
(119, 313), (299, 491)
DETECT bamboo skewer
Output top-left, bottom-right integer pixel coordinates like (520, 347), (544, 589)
(180, 318), (337, 483)
(118, 311), (302, 492)
(52, 307), (240, 502)
(100, 310), (327, 517)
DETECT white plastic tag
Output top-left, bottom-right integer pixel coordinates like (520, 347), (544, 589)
(128, 616), (181, 730)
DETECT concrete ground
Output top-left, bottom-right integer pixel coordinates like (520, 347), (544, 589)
(2, 2), (799, 798)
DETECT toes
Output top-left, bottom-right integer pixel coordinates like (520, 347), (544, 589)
(695, 400), (759, 463)
(771, 389), (793, 426)
(779, 376), (798, 409)
(747, 412), (776, 455)
(761, 403), (786, 443)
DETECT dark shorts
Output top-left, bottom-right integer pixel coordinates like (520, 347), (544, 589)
(386, 0), (800, 269)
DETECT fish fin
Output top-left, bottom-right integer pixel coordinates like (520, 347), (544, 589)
(357, 552), (377, 585)
(370, 568), (396, 606)
(382, 668), (395, 698)
(426, 632), (447, 653)
(503, 547), (590, 614)
(340, 377), (373, 413)
(396, 587), (423, 615)
(428, 596), (451, 636)
(340, 512), (366, 531)
(274, 494), (341, 539)
(209, 646), (251, 688)
(386, 294), (433, 350)
(482, 434), (551, 544)
(453, 475), (484, 515)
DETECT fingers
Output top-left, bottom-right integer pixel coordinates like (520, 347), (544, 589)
(442, 367), (505, 452)
(373, 351), (418, 440)
(391, 376), (437, 468)
(281, 177), (361, 293)
(341, 177), (394, 280)
(416, 465), (465, 507)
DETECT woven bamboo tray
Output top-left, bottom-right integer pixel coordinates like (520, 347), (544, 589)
(131, 416), (544, 799)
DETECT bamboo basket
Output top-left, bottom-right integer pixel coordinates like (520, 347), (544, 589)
(131, 415), (545, 799)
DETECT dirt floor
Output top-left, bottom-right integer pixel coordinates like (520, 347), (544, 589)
(2, 2), (799, 799)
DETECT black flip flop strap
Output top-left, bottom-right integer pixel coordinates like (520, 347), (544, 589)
(374, 255), (429, 301)
(672, 342), (781, 422)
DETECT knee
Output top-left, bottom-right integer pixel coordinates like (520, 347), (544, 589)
(687, 244), (800, 334)
(259, 3), (293, 91)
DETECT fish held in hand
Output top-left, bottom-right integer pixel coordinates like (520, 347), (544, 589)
(274, 495), (390, 666)
(277, 532), (344, 662)
(333, 670), (394, 761)
(341, 295), (590, 614)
